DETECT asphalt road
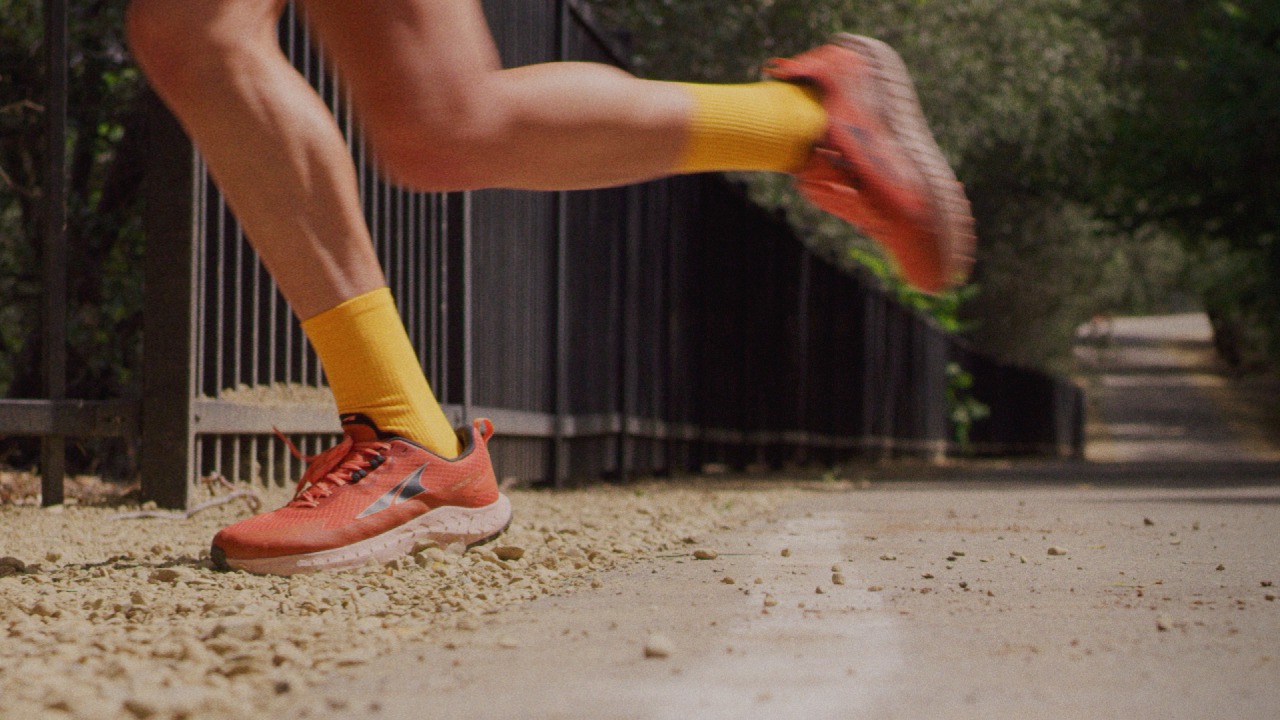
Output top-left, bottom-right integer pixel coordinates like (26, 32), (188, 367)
(309, 314), (1280, 720)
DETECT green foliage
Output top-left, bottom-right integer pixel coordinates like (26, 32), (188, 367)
(1, 1), (144, 476)
(596, 0), (1175, 370)
(1104, 0), (1280, 365)
(0, 1), (144, 403)
(945, 360), (989, 453)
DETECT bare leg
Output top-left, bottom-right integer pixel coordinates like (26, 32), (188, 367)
(299, 0), (697, 191)
(128, 0), (709, 310)
(127, 0), (462, 454)
(127, 0), (383, 319)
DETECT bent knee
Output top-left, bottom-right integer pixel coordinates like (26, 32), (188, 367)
(126, 0), (282, 91)
(362, 88), (514, 191)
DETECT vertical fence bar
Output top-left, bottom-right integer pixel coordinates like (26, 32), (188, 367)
(141, 93), (199, 509)
(552, 0), (571, 485)
(461, 191), (474, 424)
(39, 0), (69, 506)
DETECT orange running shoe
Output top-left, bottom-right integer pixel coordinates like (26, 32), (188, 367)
(210, 415), (511, 575)
(764, 34), (975, 293)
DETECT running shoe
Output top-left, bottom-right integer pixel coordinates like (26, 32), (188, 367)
(765, 34), (975, 293)
(210, 415), (511, 575)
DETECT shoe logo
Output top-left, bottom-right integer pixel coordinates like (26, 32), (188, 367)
(356, 464), (429, 519)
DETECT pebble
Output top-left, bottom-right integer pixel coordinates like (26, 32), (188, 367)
(1047, 547), (1069, 556)
(780, 548), (791, 557)
(0, 556), (26, 576)
(493, 546), (526, 562)
(692, 549), (718, 560)
(644, 634), (676, 659)
(831, 573), (846, 586)
(148, 568), (193, 584)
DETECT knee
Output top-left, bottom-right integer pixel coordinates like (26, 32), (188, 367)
(126, 0), (200, 89)
(126, 0), (278, 94)
(361, 79), (514, 191)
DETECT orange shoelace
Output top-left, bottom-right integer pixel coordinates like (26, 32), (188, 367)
(274, 430), (391, 508)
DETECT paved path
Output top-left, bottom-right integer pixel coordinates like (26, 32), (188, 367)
(311, 314), (1280, 720)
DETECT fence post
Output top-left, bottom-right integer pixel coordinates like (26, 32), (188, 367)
(140, 95), (199, 510)
(39, 0), (69, 507)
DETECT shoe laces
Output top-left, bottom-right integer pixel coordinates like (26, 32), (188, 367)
(274, 430), (391, 508)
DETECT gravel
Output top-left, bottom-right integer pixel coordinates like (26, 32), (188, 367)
(0, 480), (790, 720)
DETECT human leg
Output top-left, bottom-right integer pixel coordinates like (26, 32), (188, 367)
(300, 0), (971, 291)
(126, 0), (460, 455)
(296, 0), (824, 190)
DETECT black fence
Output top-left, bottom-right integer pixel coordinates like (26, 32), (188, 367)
(2, 0), (1083, 509)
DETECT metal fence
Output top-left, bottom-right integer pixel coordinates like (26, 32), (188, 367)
(3, 0), (1083, 509)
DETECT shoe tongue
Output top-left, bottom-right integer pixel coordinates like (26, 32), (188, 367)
(339, 413), (385, 443)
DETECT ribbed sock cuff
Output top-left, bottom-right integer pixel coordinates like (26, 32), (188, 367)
(302, 287), (459, 457)
(675, 81), (827, 174)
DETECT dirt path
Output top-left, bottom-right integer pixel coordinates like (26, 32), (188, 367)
(3, 313), (1277, 719)
(309, 313), (1280, 720)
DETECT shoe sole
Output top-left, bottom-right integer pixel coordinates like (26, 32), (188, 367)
(211, 493), (513, 575)
(834, 34), (975, 289)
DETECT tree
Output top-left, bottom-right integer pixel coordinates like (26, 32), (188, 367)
(1104, 0), (1280, 366)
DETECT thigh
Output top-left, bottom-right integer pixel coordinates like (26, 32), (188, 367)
(298, 0), (502, 113)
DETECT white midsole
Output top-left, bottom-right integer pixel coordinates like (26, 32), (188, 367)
(226, 494), (512, 576)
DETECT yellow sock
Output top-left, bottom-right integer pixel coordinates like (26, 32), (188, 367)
(302, 287), (460, 457)
(675, 81), (828, 174)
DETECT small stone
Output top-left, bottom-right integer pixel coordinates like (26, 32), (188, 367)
(1156, 615), (1174, 632)
(832, 573), (846, 586)
(692, 549), (718, 560)
(493, 546), (525, 561)
(780, 548), (791, 558)
(1262, 581), (1273, 588)
(0, 556), (26, 577)
(148, 568), (191, 584)
(721, 576), (736, 585)
(1265, 595), (1276, 602)
(123, 696), (160, 719)
(211, 617), (265, 643)
(815, 586), (825, 594)
(1144, 518), (1155, 526)
(45, 551), (62, 563)
(763, 595), (778, 607)
(879, 555), (897, 561)
(644, 634), (675, 659)
(1217, 564), (1226, 571)
(867, 585), (884, 592)
(1047, 547), (1068, 556)
(28, 601), (58, 617)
